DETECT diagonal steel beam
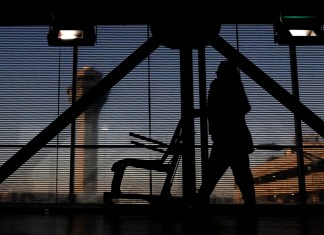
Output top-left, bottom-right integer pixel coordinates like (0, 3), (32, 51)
(0, 35), (161, 184)
(211, 35), (324, 139)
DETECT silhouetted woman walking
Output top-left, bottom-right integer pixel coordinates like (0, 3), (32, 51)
(196, 60), (256, 206)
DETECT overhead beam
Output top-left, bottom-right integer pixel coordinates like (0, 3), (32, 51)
(0, 5), (282, 26)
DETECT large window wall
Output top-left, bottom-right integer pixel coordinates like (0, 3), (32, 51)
(0, 24), (323, 205)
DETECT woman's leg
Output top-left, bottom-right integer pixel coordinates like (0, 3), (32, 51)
(196, 146), (229, 204)
(231, 155), (256, 205)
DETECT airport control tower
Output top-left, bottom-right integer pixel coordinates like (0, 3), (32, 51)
(67, 67), (107, 197)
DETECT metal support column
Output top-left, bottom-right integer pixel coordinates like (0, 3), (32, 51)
(289, 44), (307, 205)
(180, 47), (196, 203)
(69, 45), (78, 203)
(198, 47), (209, 197)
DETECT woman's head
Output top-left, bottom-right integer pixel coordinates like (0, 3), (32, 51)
(216, 60), (240, 79)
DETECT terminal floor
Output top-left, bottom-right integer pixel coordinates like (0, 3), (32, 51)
(0, 204), (323, 235)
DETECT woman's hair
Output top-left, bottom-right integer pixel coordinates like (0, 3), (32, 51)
(216, 60), (240, 79)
